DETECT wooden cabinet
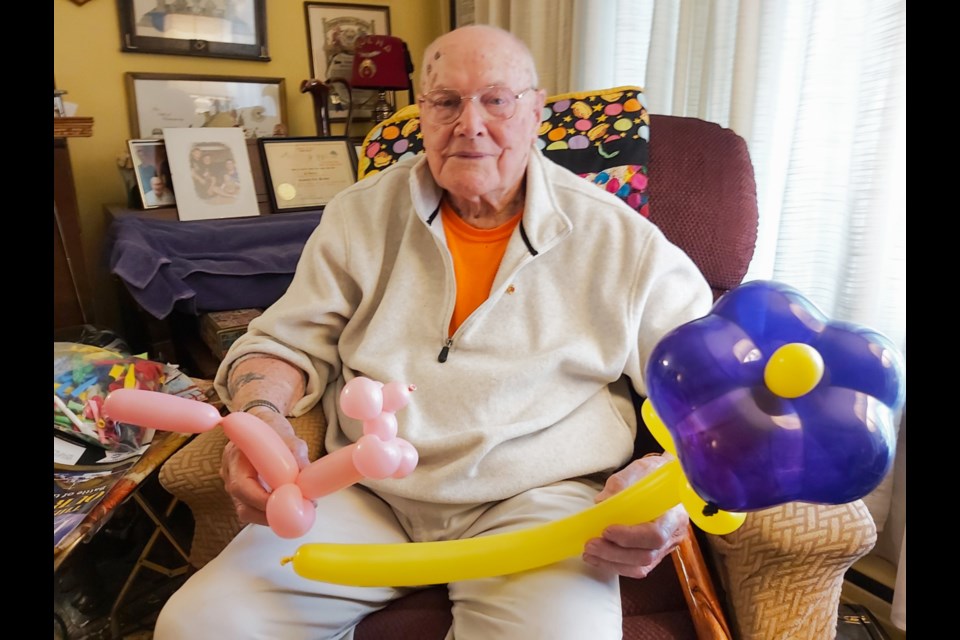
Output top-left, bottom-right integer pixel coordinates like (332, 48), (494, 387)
(54, 134), (95, 332)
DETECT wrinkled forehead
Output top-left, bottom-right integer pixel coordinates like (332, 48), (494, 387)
(422, 35), (532, 93)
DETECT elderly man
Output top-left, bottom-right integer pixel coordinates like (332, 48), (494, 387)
(143, 175), (175, 207)
(155, 24), (711, 639)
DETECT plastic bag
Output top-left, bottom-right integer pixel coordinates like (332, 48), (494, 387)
(53, 343), (166, 453)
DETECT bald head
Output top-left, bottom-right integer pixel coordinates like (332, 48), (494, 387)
(421, 25), (539, 94)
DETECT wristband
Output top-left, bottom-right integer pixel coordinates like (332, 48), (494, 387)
(241, 399), (283, 415)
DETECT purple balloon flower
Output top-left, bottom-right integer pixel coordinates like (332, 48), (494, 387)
(646, 280), (905, 512)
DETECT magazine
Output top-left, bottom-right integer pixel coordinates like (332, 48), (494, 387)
(54, 459), (137, 547)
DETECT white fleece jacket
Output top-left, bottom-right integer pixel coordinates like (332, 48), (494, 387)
(215, 149), (712, 505)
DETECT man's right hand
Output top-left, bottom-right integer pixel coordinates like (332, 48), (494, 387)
(219, 406), (311, 526)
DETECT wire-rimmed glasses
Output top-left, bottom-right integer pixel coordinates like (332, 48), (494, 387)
(418, 85), (536, 124)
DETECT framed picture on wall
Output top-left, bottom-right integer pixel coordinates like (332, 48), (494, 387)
(117, 0), (270, 61)
(125, 72), (286, 139)
(258, 136), (358, 213)
(450, 0), (476, 30)
(305, 2), (391, 122)
(163, 127), (260, 221)
(128, 139), (177, 209)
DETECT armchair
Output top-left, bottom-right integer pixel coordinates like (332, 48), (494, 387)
(159, 87), (877, 639)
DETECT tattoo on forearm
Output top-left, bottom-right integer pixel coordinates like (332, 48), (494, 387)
(230, 372), (266, 393)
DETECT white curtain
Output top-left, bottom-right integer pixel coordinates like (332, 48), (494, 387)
(473, 0), (906, 630)
(579, 1), (907, 630)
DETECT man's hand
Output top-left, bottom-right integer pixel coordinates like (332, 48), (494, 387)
(582, 453), (690, 578)
(219, 406), (311, 526)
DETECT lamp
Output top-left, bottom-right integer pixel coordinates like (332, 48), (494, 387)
(349, 35), (414, 124)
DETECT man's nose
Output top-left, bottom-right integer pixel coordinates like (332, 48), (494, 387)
(454, 97), (486, 136)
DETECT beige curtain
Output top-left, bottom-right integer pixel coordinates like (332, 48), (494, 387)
(465, 0), (576, 94)
(570, 0), (906, 631)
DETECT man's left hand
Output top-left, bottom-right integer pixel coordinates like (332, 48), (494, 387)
(583, 453), (689, 578)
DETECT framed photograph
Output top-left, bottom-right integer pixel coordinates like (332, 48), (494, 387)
(125, 72), (286, 139)
(450, 0), (475, 30)
(305, 2), (391, 122)
(117, 0), (269, 61)
(128, 139), (177, 209)
(163, 127), (260, 221)
(259, 137), (358, 212)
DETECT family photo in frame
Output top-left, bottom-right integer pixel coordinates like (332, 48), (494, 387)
(305, 3), (391, 122)
(163, 127), (260, 221)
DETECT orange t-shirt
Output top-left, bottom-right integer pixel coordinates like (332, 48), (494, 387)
(441, 200), (522, 334)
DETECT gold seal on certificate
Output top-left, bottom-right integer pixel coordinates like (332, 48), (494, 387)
(259, 137), (359, 213)
(277, 183), (297, 201)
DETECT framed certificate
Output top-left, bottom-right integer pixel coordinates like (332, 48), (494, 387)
(258, 137), (358, 212)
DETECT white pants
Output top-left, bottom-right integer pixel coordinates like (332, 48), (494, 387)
(154, 480), (623, 639)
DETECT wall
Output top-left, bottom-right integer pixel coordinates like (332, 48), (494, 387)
(53, 0), (448, 330)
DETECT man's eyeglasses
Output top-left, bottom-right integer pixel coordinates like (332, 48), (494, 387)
(418, 86), (536, 124)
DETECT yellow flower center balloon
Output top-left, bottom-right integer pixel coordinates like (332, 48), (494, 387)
(763, 343), (824, 399)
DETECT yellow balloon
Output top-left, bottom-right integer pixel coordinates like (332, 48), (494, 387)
(679, 481), (746, 535)
(763, 342), (824, 398)
(640, 399), (676, 455)
(283, 463), (686, 586)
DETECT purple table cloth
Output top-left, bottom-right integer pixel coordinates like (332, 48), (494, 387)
(107, 212), (321, 319)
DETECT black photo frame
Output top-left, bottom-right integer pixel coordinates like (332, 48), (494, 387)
(259, 136), (358, 213)
(125, 72), (287, 139)
(304, 2), (391, 122)
(117, 0), (270, 61)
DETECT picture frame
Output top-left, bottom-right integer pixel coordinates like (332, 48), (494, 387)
(128, 139), (177, 209)
(117, 0), (269, 61)
(125, 72), (286, 139)
(163, 127), (260, 221)
(450, 0), (475, 30)
(305, 2), (391, 122)
(259, 136), (358, 213)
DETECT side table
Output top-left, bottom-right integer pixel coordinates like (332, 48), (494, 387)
(54, 379), (222, 638)
(53, 430), (193, 573)
(54, 430), (193, 639)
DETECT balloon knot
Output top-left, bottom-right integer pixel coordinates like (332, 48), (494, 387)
(702, 502), (719, 517)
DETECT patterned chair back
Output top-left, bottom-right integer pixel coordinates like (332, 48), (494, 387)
(358, 86), (651, 216)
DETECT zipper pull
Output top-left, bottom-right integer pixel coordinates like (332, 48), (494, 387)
(438, 338), (453, 363)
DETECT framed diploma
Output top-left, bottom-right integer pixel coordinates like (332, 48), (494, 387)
(258, 136), (359, 212)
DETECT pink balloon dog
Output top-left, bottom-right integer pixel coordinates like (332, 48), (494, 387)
(101, 377), (419, 539)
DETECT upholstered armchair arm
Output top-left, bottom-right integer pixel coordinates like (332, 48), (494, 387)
(158, 403), (327, 568)
(705, 500), (877, 640)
